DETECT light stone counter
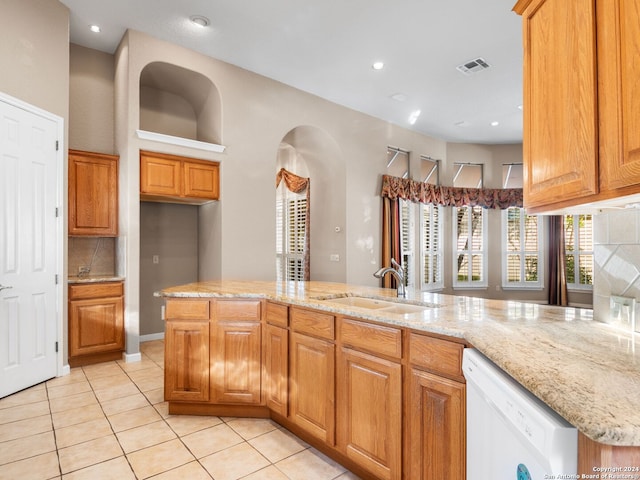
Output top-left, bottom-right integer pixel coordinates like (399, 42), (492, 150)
(68, 275), (125, 284)
(158, 280), (640, 447)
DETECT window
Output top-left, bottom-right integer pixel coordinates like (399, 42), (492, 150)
(387, 147), (409, 179)
(453, 206), (487, 288)
(276, 186), (307, 281)
(564, 214), (594, 289)
(399, 199), (415, 289)
(452, 163), (486, 289)
(502, 207), (544, 289)
(420, 156), (442, 290)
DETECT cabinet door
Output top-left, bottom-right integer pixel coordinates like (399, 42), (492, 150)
(68, 150), (118, 236)
(408, 368), (465, 480)
(140, 152), (182, 196)
(184, 161), (219, 200)
(518, 0), (598, 210)
(289, 332), (335, 445)
(598, 0), (640, 191)
(164, 320), (210, 402)
(264, 324), (288, 416)
(337, 348), (402, 480)
(211, 321), (262, 404)
(68, 296), (124, 357)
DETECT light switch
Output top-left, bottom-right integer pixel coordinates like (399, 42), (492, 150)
(152, 255), (159, 264)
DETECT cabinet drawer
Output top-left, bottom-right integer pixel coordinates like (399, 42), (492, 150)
(69, 282), (123, 300)
(291, 307), (335, 340)
(215, 299), (261, 321)
(340, 318), (402, 360)
(266, 301), (288, 327)
(409, 333), (464, 381)
(165, 299), (210, 320)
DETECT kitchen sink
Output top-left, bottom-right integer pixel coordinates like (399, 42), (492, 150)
(317, 295), (437, 314)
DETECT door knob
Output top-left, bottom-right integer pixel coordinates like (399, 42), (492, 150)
(0, 285), (13, 292)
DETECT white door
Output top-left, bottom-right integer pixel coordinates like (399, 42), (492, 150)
(0, 94), (61, 398)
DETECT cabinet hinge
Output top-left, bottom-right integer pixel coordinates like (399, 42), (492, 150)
(55, 341), (58, 353)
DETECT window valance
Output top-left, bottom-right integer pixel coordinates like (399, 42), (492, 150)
(380, 174), (523, 209)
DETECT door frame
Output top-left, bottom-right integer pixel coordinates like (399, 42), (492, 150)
(0, 91), (66, 379)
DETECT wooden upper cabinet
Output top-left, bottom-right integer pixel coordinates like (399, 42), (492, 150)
(597, 0), (640, 191)
(514, 0), (640, 212)
(68, 150), (118, 236)
(515, 0), (598, 211)
(140, 150), (219, 204)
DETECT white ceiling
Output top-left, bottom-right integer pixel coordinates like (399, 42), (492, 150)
(60, 0), (523, 144)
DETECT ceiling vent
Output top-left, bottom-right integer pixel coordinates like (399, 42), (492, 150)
(456, 57), (490, 75)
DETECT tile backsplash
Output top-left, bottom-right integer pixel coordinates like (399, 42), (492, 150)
(593, 208), (640, 328)
(68, 237), (116, 277)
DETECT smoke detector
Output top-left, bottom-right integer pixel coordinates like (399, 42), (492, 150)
(456, 57), (490, 75)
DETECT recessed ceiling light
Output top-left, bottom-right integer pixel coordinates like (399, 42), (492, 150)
(408, 109), (421, 125)
(372, 61), (384, 70)
(491, 121), (500, 127)
(89, 25), (101, 33)
(190, 15), (210, 27)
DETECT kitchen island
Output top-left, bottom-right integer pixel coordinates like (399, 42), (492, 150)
(158, 280), (640, 478)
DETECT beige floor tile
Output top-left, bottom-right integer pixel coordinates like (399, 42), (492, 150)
(275, 448), (347, 480)
(0, 430), (56, 465)
(126, 439), (195, 479)
(0, 385), (48, 409)
(94, 382), (140, 403)
(0, 414), (52, 443)
(249, 428), (309, 463)
(58, 435), (123, 474)
(181, 423), (244, 459)
(88, 372), (132, 391)
(132, 375), (164, 392)
(117, 357), (158, 373)
(226, 417), (279, 440)
(200, 442), (270, 480)
(143, 387), (164, 405)
(154, 402), (170, 418)
(115, 420), (176, 453)
(55, 417), (114, 449)
(49, 391), (98, 413)
(108, 405), (162, 433)
(148, 461), (212, 480)
(124, 365), (163, 382)
(0, 401), (50, 425)
(45, 368), (86, 388)
(165, 414), (222, 436)
(242, 465), (291, 480)
(61, 456), (135, 480)
(47, 381), (92, 400)
(334, 472), (362, 479)
(81, 362), (123, 380)
(0, 451), (59, 480)
(100, 393), (149, 416)
(52, 403), (105, 429)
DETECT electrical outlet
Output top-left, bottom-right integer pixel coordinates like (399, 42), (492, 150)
(153, 255), (159, 264)
(330, 254), (340, 262)
(610, 295), (636, 332)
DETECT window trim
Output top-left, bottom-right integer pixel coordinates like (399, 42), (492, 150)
(564, 214), (594, 292)
(420, 203), (444, 291)
(452, 205), (488, 290)
(500, 207), (544, 291)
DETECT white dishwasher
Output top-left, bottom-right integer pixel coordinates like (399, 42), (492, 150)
(462, 349), (577, 480)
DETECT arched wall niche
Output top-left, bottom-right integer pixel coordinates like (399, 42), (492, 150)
(139, 61), (222, 144)
(276, 125), (347, 282)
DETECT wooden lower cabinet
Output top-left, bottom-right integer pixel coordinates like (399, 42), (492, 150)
(407, 368), (465, 480)
(164, 320), (210, 402)
(264, 323), (288, 416)
(68, 282), (124, 366)
(337, 347), (402, 480)
(211, 321), (262, 404)
(289, 331), (335, 445)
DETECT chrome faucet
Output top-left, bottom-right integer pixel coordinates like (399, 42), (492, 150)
(374, 258), (406, 297)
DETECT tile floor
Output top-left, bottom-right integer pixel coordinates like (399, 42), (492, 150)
(0, 340), (359, 480)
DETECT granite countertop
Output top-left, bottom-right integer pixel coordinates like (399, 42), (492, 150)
(158, 280), (640, 447)
(68, 275), (125, 284)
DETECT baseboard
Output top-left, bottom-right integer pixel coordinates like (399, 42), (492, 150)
(122, 352), (142, 363)
(140, 332), (165, 342)
(61, 364), (71, 376)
